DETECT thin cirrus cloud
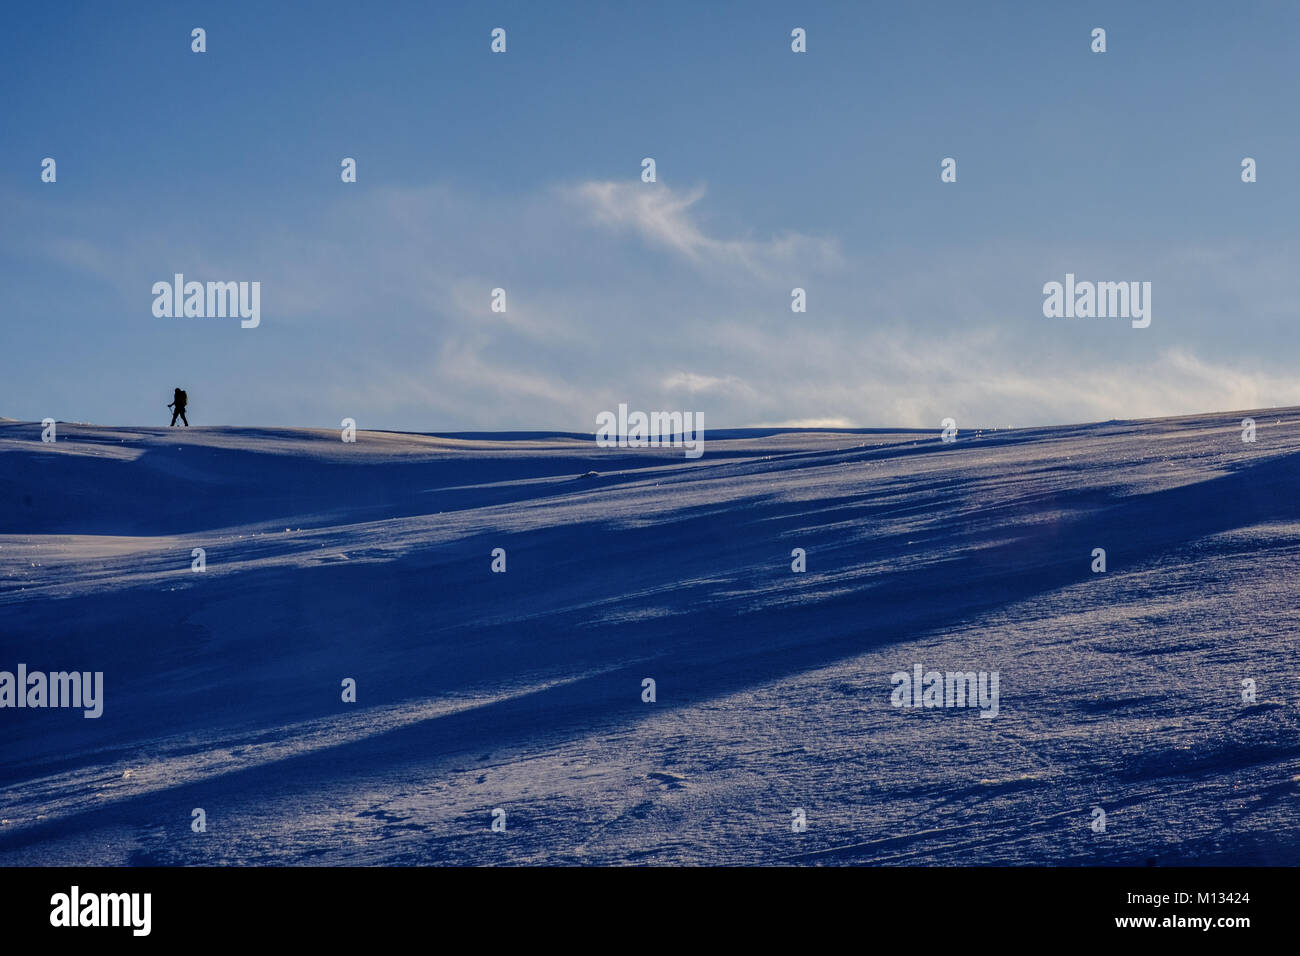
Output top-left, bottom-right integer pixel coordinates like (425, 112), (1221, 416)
(562, 180), (845, 280)
(9, 178), (1300, 431)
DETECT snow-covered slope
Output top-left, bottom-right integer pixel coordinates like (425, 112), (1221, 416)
(1, 413), (1297, 865)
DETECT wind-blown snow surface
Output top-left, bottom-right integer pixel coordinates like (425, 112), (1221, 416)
(1, 414), (1297, 866)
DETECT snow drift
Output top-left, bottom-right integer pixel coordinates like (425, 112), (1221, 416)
(0, 412), (1297, 865)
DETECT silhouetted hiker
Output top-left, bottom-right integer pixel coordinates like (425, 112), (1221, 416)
(168, 387), (189, 426)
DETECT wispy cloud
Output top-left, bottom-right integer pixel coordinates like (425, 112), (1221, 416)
(12, 180), (1300, 431)
(564, 181), (843, 278)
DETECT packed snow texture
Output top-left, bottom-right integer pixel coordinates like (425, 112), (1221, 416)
(0, 413), (1297, 865)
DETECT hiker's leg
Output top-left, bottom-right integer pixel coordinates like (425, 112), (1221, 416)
(181, 410), (189, 426)
(170, 410), (179, 426)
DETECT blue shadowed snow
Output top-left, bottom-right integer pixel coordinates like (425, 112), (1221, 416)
(0, 413), (1297, 865)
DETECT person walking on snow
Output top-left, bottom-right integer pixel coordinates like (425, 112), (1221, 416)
(168, 387), (189, 426)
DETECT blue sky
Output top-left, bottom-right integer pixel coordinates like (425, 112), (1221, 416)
(3, 1), (1299, 430)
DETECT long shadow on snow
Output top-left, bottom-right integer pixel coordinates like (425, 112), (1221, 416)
(1, 448), (1298, 852)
